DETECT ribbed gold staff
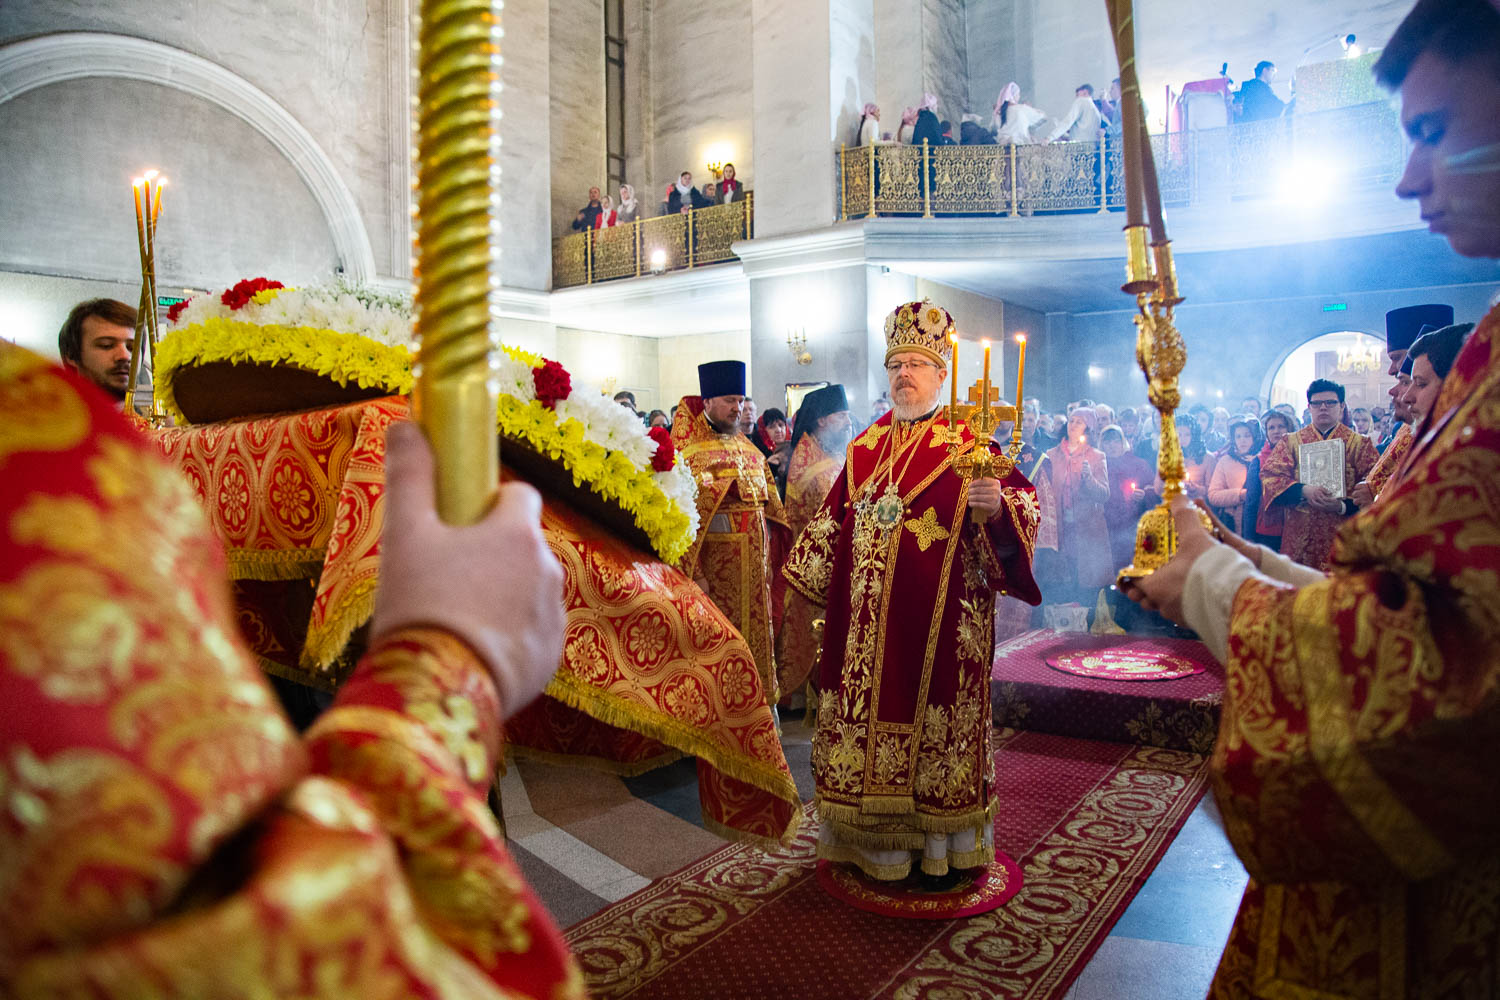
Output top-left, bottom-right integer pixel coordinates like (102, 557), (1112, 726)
(1106, 0), (1212, 584)
(411, 0), (502, 525)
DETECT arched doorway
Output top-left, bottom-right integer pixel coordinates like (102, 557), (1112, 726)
(1267, 330), (1393, 418)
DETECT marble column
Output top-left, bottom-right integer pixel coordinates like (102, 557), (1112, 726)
(748, 0), (874, 238)
(873, 0), (922, 133)
(502, 0), (552, 291)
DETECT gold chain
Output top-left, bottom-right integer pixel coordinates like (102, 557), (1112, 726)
(878, 410), (940, 496)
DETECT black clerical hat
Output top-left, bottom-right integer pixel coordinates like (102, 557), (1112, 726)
(799, 384), (848, 421)
(697, 361), (746, 399)
(1385, 304), (1453, 352)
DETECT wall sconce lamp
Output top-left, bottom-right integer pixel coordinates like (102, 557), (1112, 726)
(787, 328), (812, 366)
(648, 248), (668, 274)
(706, 161), (724, 180)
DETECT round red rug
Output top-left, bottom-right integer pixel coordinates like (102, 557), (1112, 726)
(1045, 648), (1204, 681)
(815, 850), (1023, 920)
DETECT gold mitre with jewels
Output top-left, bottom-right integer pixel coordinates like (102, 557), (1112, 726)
(884, 300), (955, 366)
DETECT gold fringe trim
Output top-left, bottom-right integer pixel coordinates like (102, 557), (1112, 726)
(817, 794), (997, 836)
(509, 744), (683, 778)
(541, 670), (801, 844)
(816, 843), (915, 881)
(299, 578), (379, 675)
(821, 820), (926, 852)
(703, 812), (795, 852)
(226, 547), (325, 582)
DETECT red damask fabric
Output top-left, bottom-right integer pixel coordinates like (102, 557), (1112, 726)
(151, 395), (799, 845)
(0, 345), (581, 999)
(1210, 305), (1500, 998)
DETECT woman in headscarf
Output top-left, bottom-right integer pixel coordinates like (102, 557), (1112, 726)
(1251, 409), (1293, 550)
(1207, 416), (1263, 534)
(1176, 414), (1208, 499)
(1033, 407), (1113, 603)
(857, 103), (884, 146)
(896, 106), (918, 144)
(718, 163), (744, 202)
(911, 93), (944, 147)
(992, 82), (1047, 145)
(593, 194), (617, 228)
(616, 183), (640, 224)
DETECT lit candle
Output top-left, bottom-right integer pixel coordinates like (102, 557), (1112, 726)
(1013, 333), (1027, 436)
(980, 339), (991, 419)
(949, 333), (959, 425)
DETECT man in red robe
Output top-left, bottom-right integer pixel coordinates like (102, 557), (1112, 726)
(1353, 304), (1451, 509)
(775, 383), (852, 702)
(0, 343), (583, 999)
(783, 300), (1040, 890)
(674, 361), (791, 705)
(1123, 2), (1500, 992)
(1259, 378), (1377, 569)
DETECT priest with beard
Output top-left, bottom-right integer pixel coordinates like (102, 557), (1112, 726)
(673, 361), (790, 706)
(782, 301), (1040, 892)
(773, 383), (853, 704)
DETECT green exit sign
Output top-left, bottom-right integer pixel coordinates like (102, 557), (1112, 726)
(1322, 302), (1348, 312)
(157, 295), (187, 307)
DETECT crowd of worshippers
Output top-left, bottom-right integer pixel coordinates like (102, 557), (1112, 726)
(570, 165), (747, 231)
(603, 302), (1471, 609)
(853, 57), (1293, 152)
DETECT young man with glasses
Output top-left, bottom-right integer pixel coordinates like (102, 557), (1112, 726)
(1257, 378), (1378, 569)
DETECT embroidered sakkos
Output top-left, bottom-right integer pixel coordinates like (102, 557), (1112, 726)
(0, 345), (582, 999)
(1208, 304), (1500, 999)
(783, 411), (1040, 879)
(674, 397), (790, 705)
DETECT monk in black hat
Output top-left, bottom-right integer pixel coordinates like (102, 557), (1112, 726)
(671, 361), (790, 705)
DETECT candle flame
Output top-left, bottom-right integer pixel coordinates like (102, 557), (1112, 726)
(144, 169), (159, 181)
(1015, 333), (1027, 344)
(132, 178), (144, 187)
(155, 177), (167, 188)
(981, 338), (991, 347)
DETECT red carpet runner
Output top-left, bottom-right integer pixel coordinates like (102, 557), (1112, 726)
(566, 729), (1208, 999)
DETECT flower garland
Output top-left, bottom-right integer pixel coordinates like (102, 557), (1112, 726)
(157, 279), (697, 562)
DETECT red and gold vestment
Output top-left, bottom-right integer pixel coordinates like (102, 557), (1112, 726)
(776, 431), (846, 698)
(1260, 422), (1377, 569)
(0, 345), (581, 999)
(1364, 423), (1412, 505)
(673, 397), (790, 704)
(783, 411), (1041, 879)
(1208, 304), (1500, 998)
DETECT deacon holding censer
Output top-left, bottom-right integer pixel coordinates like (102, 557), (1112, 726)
(783, 300), (1040, 893)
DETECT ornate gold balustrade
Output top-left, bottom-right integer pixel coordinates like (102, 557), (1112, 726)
(838, 101), (1403, 219)
(552, 195), (753, 289)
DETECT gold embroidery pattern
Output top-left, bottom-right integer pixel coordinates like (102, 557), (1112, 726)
(905, 507), (951, 552)
(782, 508), (838, 605)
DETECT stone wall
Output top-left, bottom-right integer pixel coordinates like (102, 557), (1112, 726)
(549, 0), (607, 236)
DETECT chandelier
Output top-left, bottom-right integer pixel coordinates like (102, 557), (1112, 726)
(1336, 342), (1381, 374)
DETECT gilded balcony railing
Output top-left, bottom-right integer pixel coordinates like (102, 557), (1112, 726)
(552, 195), (753, 288)
(838, 101), (1403, 219)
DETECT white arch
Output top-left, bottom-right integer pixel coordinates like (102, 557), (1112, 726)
(0, 31), (378, 281)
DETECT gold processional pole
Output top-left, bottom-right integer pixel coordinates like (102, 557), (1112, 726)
(1106, 0), (1212, 583)
(411, 0), (503, 525)
(125, 171), (166, 422)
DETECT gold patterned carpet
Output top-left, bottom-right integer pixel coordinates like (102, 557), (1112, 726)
(566, 728), (1208, 999)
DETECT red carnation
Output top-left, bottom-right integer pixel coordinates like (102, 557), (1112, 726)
(220, 277), (285, 311)
(649, 425), (675, 471)
(531, 359), (572, 409)
(165, 298), (192, 323)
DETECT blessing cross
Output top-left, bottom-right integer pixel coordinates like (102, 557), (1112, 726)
(967, 380), (1000, 408)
